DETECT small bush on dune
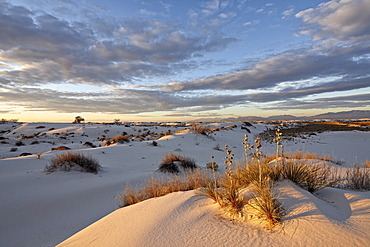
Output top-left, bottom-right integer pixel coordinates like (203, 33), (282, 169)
(158, 162), (181, 173)
(281, 160), (337, 193)
(190, 122), (211, 135)
(112, 135), (130, 144)
(52, 146), (70, 151)
(45, 152), (101, 174)
(157, 152), (198, 173)
(15, 140), (25, 146)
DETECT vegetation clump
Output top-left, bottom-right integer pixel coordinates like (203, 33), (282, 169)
(45, 152), (101, 174)
(117, 171), (210, 207)
(52, 146), (70, 151)
(112, 135), (130, 144)
(190, 122), (211, 136)
(157, 152), (198, 173)
(345, 165), (370, 190)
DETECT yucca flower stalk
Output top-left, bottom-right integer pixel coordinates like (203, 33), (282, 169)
(273, 128), (283, 167)
(252, 137), (263, 185)
(242, 134), (252, 166)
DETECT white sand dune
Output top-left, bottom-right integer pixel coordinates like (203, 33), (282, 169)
(1, 121), (369, 246)
(58, 181), (370, 247)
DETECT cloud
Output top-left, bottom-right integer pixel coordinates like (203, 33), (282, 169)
(155, 43), (370, 92)
(282, 8), (294, 19)
(296, 0), (370, 44)
(0, 0), (369, 117)
(0, 1), (237, 86)
(0, 85), (247, 115)
(263, 93), (370, 111)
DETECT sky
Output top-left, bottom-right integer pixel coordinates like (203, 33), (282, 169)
(0, 0), (369, 123)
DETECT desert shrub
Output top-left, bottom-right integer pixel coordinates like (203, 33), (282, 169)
(151, 141), (158, 146)
(15, 140), (25, 146)
(30, 140), (39, 145)
(363, 160), (370, 168)
(217, 175), (246, 217)
(157, 152), (198, 173)
(281, 161), (337, 193)
(112, 135), (130, 144)
(51, 146), (70, 151)
(196, 145), (283, 226)
(45, 152), (101, 174)
(195, 180), (220, 203)
(117, 170), (210, 207)
(248, 180), (284, 227)
(20, 152), (32, 156)
(10, 147), (18, 152)
(158, 163), (180, 173)
(117, 183), (147, 206)
(83, 141), (96, 148)
(35, 125), (45, 129)
(234, 158), (276, 187)
(345, 165), (370, 190)
(206, 161), (219, 171)
(190, 122), (211, 135)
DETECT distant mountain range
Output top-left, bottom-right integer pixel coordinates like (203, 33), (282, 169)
(210, 110), (370, 122)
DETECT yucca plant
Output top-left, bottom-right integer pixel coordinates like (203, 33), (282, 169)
(218, 175), (246, 217)
(217, 146), (246, 217)
(304, 164), (339, 193)
(195, 179), (220, 203)
(281, 161), (337, 193)
(248, 179), (284, 227)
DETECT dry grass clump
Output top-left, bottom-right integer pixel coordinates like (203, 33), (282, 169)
(51, 146), (71, 151)
(45, 152), (101, 174)
(281, 160), (338, 193)
(117, 170), (210, 207)
(157, 152), (198, 173)
(112, 135), (130, 144)
(345, 165), (370, 190)
(190, 122), (211, 135)
(363, 160), (370, 168)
